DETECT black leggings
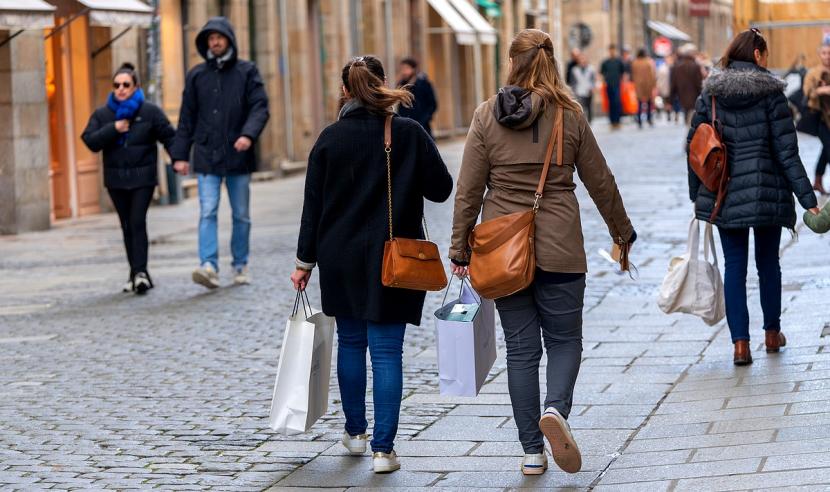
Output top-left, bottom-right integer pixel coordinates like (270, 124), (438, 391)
(108, 186), (154, 278)
(817, 123), (830, 177)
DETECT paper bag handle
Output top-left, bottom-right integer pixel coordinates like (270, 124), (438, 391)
(292, 290), (313, 319)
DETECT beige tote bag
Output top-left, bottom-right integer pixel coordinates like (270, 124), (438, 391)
(657, 218), (726, 326)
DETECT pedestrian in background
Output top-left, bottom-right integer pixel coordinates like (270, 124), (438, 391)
(803, 41), (830, 194)
(601, 44), (626, 128)
(656, 54), (678, 122)
(81, 63), (175, 295)
(170, 17), (270, 289)
(687, 29), (820, 366)
(672, 43), (704, 127)
(565, 48), (581, 88)
(396, 57), (438, 138)
(450, 29), (636, 476)
(631, 48), (657, 128)
(568, 52), (596, 122)
(621, 45), (633, 76)
(292, 56), (452, 473)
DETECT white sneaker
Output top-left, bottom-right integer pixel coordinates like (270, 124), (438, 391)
(521, 452), (548, 475)
(372, 450), (400, 473)
(133, 272), (152, 295)
(341, 432), (368, 455)
(539, 407), (582, 473)
(192, 263), (220, 289)
(122, 278), (134, 293)
(233, 266), (250, 285)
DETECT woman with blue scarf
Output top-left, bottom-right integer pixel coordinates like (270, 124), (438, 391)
(82, 63), (176, 294)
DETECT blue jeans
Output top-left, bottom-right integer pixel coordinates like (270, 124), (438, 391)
(335, 317), (405, 453)
(718, 227), (782, 342)
(636, 100), (653, 127)
(606, 83), (622, 124)
(816, 122), (830, 176)
(197, 173), (251, 270)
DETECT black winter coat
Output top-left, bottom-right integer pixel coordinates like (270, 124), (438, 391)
(170, 17), (270, 175)
(81, 101), (175, 189)
(688, 62), (817, 229)
(398, 74), (438, 135)
(297, 108), (453, 326)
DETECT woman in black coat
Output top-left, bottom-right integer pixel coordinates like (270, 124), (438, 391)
(291, 56), (452, 473)
(688, 30), (820, 365)
(81, 63), (175, 294)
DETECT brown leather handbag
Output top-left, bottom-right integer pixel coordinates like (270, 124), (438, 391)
(381, 115), (448, 291)
(468, 107), (564, 300)
(689, 96), (729, 221)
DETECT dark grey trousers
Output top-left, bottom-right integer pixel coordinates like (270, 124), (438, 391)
(495, 274), (585, 454)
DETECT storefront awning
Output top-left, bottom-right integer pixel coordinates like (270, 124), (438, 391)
(426, 0), (496, 46)
(448, 0), (497, 45)
(77, 0), (152, 28)
(426, 0), (477, 45)
(647, 20), (692, 41)
(0, 0), (55, 29)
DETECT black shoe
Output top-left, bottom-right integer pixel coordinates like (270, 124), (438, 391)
(134, 272), (152, 295)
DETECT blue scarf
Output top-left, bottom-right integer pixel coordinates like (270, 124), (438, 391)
(107, 88), (144, 145)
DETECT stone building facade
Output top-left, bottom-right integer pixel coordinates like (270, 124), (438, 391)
(2, 0), (738, 234)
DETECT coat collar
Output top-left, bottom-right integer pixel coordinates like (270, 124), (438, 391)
(338, 99), (366, 120)
(704, 61), (786, 99)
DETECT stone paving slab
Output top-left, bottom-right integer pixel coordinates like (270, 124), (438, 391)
(2, 121), (829, 490)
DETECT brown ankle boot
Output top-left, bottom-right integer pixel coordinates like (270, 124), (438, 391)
(765, 331), (787, 353)
(733, 340), (752, 366)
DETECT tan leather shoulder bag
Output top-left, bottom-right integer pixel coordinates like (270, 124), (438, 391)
(381, 115), (448, 291)
(468, 107), (564, 300)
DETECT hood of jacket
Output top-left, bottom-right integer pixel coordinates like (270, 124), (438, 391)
(703, 61), (786, 108)
(493, 86), (544, 130)
(195, 17), (238, 66)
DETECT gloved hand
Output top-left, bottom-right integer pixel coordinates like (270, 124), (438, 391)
(803, 203), (830, 234)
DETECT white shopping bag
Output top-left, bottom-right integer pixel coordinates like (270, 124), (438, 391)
(434, 279), (497, 396)
(657, 218), (726, 326)
(269, 291), (335, 435)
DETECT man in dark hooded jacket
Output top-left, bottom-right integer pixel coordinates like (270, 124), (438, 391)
(171, 17), (269, 289)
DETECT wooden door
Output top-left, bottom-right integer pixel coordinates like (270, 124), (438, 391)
(44, 25), (71, 220)
(67, 14), (100, 216)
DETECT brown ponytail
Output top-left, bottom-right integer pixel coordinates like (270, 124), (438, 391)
(341, 56), (413, 114)
(506, 29), (581, 113)
(720, 29), (767, 69)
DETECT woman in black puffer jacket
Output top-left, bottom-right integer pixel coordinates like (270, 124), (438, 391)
(82, 63), (175, 294)
(688, 30), (820, 366)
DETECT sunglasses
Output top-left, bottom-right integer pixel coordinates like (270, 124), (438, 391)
(113, 82), (132, 89)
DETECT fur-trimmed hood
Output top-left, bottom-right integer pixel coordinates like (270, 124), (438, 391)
(703, 61), (786, 99)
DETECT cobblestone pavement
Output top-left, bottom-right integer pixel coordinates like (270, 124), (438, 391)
(1, 117), (829, 491)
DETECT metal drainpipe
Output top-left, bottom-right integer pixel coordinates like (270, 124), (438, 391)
(384, 0), (394, 87)
(473, 37), (483, 107)
(278, 0), (294, 162)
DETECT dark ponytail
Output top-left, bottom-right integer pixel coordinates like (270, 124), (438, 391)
(340, 55), (412, 114)
(720, 29), (767, 69)
(113, 62), (139, 86)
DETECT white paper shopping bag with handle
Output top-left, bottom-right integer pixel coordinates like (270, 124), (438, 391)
(269, 291), (335, 435)
(434, 278), (497, 396)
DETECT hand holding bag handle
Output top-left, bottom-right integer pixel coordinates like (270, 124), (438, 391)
(381, 115), (448, 291)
